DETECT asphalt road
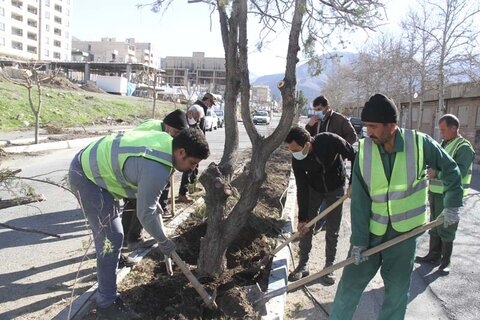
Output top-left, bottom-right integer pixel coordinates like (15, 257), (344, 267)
(0, 117), (276, 319)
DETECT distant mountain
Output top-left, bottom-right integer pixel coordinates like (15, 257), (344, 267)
(252, 52), (358, 103)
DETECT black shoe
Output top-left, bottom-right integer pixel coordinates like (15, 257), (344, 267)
(319, 262), (335, 285)
(96, 297), (141, 320)
(288, 264), (310, 282)
(438, 241), (453, 275)
(119, 254), (136, 268)
(415, 235), (441, 264)
(414, 253), (441, 265)
(320, 273), (336, 286)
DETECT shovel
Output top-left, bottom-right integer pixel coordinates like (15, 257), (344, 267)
(171, 251), (218, 309)
(257, 194), (348, 268)
(250, 217), (444, 307)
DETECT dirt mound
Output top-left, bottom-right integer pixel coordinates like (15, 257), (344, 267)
(43, 77), (81, 91)
(80, 82), (106, 93)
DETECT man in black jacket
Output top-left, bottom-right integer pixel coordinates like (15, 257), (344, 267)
(285, 126), (356, 285)
(192, 92), (216, 133)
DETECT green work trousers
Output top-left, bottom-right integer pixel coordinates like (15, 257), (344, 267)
(428, 192), (459, 242)
(329, 223), (418, 320)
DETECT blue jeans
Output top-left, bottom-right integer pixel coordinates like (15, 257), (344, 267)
(68, 152), (122, 308)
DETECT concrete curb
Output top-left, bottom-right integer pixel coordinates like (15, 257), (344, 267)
(52, 198), (204, 320)
(261, 171), (296, 320)
(2, 137), (102, 153)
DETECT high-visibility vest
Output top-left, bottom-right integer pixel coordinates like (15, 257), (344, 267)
(133, 119), (163, 132)
(81, 131), (173, 199)
(429, 136), (473, 196)
(358, 129), (428, 236)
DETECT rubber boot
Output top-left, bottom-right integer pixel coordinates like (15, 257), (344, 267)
(438, 241), (453, 275)
(415, 235), (441, 265)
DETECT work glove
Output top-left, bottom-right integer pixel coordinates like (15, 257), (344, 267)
(297, 221), (310, 237)
(158, 239), (176, 257)
(351, 246), (368, 265)
(440, 207), (460, 228)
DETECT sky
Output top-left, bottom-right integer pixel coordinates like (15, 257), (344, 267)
(72, 0), (410, 76)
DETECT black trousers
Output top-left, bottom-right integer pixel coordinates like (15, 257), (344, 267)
(121, 183), (169, 243)
(179, 168), (198, 196)
(298, 185), (345, 266)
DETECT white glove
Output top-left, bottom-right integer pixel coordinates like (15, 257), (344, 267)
(441, 207), (460, 228)
(158, 239), (176, 257)
(351, 246), (368, 265)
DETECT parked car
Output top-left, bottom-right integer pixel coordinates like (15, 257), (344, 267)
(253, 110), (271, 125)
(215, 110), (224, 128)
(204, 109), (218, 131)
(348, 116), (364, 137)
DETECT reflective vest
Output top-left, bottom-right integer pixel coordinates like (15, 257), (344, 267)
(358, 129), (428, 236)
(133, 119), (163, 132)
(429, 136), (473, 196)
(81, 131), (173, 199)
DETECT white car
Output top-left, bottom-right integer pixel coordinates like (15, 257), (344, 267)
(204, 109), (218, 131)
(253, 110), (271, 125)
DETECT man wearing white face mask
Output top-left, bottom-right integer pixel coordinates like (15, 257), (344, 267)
(306, 95), (357, 144)
(306, 95), (357, 234)
(285, 126), (356, 285)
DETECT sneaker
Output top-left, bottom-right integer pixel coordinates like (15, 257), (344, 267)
(127, 238), (156, 251)
(119, 254), (136, 268)
(178, 194), (194, 203)
(320, 272), (336, 285)
(96, 297), (141, 320)
(288, 264), (310, 282)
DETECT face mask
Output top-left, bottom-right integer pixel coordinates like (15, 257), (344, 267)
(188, 117), (197, 125)
(292, 144), (309, 160)
(315, 110), (325, 120)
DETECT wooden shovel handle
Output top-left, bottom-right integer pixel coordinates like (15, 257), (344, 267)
(286, 218), (444, 292)
(171, 251), (217, 309)
(259, 218), (444, 303)
(269, 194), (348, 259)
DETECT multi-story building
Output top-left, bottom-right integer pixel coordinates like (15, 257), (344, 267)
(161, 52), (226, 93)
(0, 0), (73, 61)
(71, 37), (161, 69)
(251, 85), (273, 111)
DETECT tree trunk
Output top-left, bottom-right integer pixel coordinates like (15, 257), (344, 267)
(196, 0), (304, 276)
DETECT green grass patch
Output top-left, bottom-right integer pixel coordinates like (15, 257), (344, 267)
(0, 79), (181, 131)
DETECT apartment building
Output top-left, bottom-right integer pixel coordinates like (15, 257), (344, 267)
(0, 0), (73, 61)
(72, 37), (161, 69)
(161, 52), (226, 93)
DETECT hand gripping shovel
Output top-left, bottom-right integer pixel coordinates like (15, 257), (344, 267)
(171, 251), (218, 309)
(257, 194), (348, 268)
(250, 217), (444, 307)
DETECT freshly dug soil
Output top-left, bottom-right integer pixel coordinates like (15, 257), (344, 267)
(84, 146), (292, 319)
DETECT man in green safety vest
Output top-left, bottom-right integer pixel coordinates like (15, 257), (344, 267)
(122, 109), (189, 252)
(68, 128), (209, 320)
(415, 114), (475, 274)
(330, 94), (463, 320)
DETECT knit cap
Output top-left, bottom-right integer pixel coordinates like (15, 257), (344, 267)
(163, 109), (189, 130)
(361, 94), (398, 123)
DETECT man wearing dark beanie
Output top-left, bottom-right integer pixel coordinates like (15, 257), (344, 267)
(330, 93), (463, 320)
(121, 110), (189, 253)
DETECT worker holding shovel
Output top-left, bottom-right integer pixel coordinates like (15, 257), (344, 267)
(285, 127), (356, 285)
(330, 94), (463, 320)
